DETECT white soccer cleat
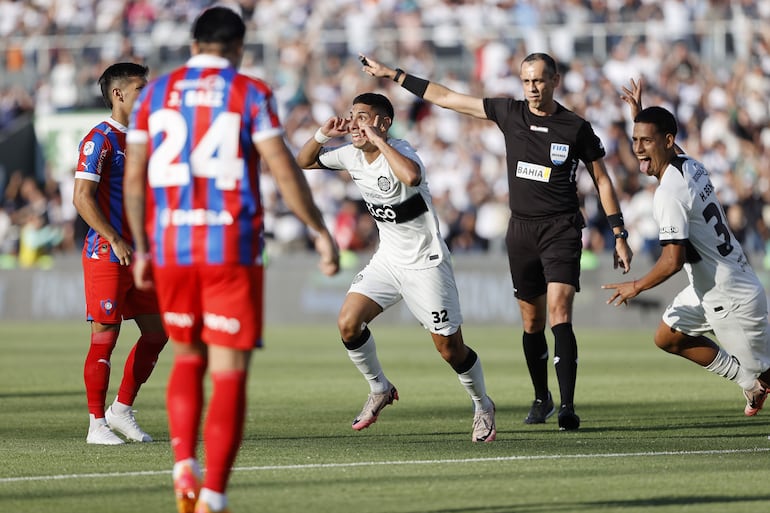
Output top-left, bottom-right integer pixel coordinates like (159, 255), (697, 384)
(351, 385), (399, 431)
(472, 398), (496, 442)
(86, 422), (125, 445)
(743, 381), (769, 417)
(106, 405), (153, 442)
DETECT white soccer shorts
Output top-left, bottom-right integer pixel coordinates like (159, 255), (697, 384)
(348, 252), (463, 337)
(663, 284), (770, 376)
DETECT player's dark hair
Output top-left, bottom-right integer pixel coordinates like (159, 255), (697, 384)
(353, 93), (395, 120)
(522, 53), (558, 77)
(635, 106), (678, 138)
(192, 6), (246, 45)
(98, 62), (148, 109)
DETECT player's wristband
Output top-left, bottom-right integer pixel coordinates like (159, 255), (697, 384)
(401, 73), (429, 98)
(314, 128), (332, 144)
(607, 213), (625, 229)
(134, 252), (151, 261)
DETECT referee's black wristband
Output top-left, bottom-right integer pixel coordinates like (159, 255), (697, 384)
(393, 68), (404, 82)
(607, 213), (625, 229)
(401, 73), (429, 98)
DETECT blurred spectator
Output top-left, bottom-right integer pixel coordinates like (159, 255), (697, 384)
(0, 204), (16, 267)
(48, 49), (79, 112)
(0, 84), (34, 130)
(1, 175), (64, 268)
(623, 177), (661, 260)
(333, 198), (377, 252)
(17, 209), (62, 268)
(446, 209), (489, 253)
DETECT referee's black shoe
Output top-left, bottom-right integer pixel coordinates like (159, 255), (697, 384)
(524, 392), (555, 424)
(558, 404), (581, 431)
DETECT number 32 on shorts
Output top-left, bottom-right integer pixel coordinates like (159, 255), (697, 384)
(431, 310), (449, 324)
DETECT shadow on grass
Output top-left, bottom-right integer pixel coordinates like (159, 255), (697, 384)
(247, 400), (769, 442)
(0, 390), (82, 399)
(0, 481), (169, 502)
(414, 495), (770, 513)
(400, 494), (770, 512)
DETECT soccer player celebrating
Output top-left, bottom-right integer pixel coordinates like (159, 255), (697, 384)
(73, 62), (167, 445)
(124, 7), (339, 513)
(296, 92), (496, 442)
(603, 103), (770, 415)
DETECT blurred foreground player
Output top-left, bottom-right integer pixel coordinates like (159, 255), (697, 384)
(124, 7), (339, 513)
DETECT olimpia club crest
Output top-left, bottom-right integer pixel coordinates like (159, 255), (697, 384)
(550, 143), (569, 166)
(377, 176), (392, 192)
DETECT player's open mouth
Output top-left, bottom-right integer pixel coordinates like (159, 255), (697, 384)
(638, 157), (651, 174)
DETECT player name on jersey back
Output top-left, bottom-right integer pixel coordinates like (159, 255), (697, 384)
(160, 207), (235, 227)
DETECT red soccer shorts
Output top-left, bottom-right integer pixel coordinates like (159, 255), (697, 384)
(82, 252), (161, 324)
(153, 264), (264, 351)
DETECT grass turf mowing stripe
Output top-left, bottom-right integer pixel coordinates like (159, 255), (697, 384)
(2, 447), (768, 484)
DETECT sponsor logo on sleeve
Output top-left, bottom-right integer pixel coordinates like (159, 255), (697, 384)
(660, 226), (679, 235)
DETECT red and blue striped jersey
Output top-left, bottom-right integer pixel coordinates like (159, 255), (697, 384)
(127, 54), (282, 267)
(76, 118), (131, 263)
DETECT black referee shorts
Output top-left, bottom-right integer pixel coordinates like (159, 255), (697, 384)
(504, 212), (584, 300)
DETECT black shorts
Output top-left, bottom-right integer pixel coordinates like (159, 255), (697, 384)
(505, 212), (584, 300)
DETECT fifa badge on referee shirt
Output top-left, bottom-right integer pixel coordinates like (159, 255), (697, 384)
(550, 143), (569, 166)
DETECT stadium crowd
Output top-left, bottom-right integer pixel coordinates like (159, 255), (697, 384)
(0, 0), (768, 269)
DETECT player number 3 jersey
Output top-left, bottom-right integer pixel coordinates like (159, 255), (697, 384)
(654, 155), (763, 306)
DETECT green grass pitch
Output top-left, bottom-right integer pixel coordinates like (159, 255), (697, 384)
(1, 320), (769, 512)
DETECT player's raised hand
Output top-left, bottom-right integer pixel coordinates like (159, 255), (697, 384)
(360, 114), (387, 143)
(620, 78), (643, 119)
(359, 54), (395, 80)
(320, 116), (350, 139)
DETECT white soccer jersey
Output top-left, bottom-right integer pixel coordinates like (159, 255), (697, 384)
(654, 155), (764, 308)
(319, 139), (449, 269)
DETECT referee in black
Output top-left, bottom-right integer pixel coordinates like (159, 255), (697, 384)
(360, 52), (632, 431)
